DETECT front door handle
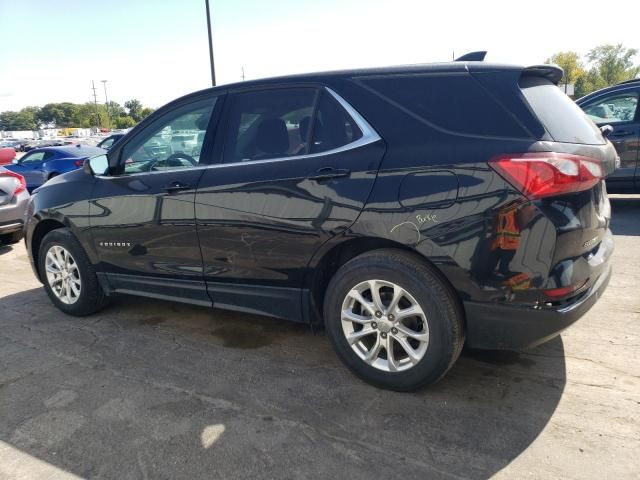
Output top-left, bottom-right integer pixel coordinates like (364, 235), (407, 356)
(307, 167), (350, 181)
(162, 181), (192, 193)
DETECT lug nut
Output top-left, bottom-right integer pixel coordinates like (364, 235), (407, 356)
(381, 332), (387, 339)
(375, 311), (382, 318)
(391, 327), (398, 335)
(388, 314), (395, 321)
(371, 322), (378, 329)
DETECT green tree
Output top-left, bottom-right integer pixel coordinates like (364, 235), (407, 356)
(124, 99), (143, 122)
(546, 51), (585, 87)
(114, 115), (136, 129)
(140, 107), (155, 120)
(0, 110), (38, 130)
(587, 44), (640, 86)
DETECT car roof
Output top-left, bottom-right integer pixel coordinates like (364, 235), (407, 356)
(36, 145), (105, 157)
(175, 61), (528, 100)
(576, 79), (640, 104)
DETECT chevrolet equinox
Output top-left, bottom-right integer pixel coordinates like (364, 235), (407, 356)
(25, 61), (615, 391)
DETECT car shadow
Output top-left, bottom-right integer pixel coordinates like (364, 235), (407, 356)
(0, 289), (566, 479)
(0, 243), (15, 255)
(610, 195), (640, 236)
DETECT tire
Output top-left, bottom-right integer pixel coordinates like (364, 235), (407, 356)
(38, 228), (109, 316)
(0, 231), (23, 245)
(323, 249), (464, 391)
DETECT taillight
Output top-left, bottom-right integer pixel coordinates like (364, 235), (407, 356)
(489, 153), (604, 199)
(1, 170), (26, 194)
(74, 160), (84, 167)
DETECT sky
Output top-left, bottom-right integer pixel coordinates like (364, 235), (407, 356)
(1, 0), (638, 112)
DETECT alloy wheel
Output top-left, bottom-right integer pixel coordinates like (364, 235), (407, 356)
(45, 245), (82, 305)
(341, 279), (429, 372)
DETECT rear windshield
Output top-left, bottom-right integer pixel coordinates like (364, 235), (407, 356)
(519, 76), (605, 145)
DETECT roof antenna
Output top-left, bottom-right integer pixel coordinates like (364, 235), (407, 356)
(455, 51), (487, 62)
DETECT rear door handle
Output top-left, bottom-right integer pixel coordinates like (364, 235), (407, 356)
(307, 167), (350, 181)
(162, 181), (192, 193)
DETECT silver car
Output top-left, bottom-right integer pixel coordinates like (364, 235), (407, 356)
(0, 166), (29, 245)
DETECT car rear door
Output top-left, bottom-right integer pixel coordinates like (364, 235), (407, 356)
(88, 93), (221, 305)
(194, 85), (385, 321)
(580, 88), (639, 190)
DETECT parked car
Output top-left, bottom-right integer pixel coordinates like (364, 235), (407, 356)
(0, 147), (17, 165)
(24, 61), (615, 390)
(0, 167), (29, 245)
(97, 133), (126, 150)
(576, 78), (640, 192)
(5, 145), (105, 191)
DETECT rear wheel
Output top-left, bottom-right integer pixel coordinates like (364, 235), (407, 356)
(0, 231), (22, 245)
(39, 228), (109, 316)
(323, 249), (464, 391)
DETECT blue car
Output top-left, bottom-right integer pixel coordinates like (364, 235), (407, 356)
(6, 145), (105, 191)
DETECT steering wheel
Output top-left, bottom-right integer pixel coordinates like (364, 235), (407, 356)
(149, 153), (197, 171)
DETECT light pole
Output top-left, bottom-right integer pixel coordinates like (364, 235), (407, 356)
(101, 80), (110, 129)
(205, 0), (216, 86)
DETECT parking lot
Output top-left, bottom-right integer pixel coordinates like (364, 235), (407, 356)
(0, 195), (638, 479)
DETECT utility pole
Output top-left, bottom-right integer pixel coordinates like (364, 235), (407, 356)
(205, 0), (216, 86)
(101, 80), (110, 129)
(241, 66), (245, 81)
(91, 80), (100, 130)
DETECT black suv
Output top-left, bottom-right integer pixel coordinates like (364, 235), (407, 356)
(577, 78), (640, 192)
(25, 62), (615, 390)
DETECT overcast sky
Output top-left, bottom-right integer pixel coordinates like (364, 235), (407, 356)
(1, 0), (638, 112)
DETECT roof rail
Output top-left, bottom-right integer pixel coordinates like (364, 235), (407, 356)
(454, 51), (487, 62)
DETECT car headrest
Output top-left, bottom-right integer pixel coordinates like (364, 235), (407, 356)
(255, 117), (289, 155)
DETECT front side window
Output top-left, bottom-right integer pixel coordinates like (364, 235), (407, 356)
(120, 98), (216, 174)
(21, 151), (46, 163)
(583, 92), (639, 125)
(223, 88), (316, 163)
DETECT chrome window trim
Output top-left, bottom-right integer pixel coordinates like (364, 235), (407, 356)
(99, 87), (381, 178)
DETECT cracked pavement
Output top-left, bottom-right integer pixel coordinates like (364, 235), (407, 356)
(0, 195), (638, 479)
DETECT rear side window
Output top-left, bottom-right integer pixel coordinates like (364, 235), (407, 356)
(223, 88), (316, 163)
(519, 76), (605, 145)
(310, 91), (362, 153)
(360, 73), (528, 138)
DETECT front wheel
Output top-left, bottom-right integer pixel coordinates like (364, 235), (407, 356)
(39, 228), (109, 316)
(323, 249), (464, 391)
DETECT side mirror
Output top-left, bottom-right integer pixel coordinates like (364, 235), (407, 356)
(84, 154), (109, 176)
(600, 125), (614, 138)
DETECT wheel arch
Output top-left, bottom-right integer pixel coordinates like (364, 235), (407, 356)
(30, 218), (66, 282)
(304, 236), (465, 328)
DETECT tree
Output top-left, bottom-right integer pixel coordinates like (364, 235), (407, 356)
(587, 44), (640, 86)
(114, 115), (136, 129)
(0, 110), (38, 130)
(140, 107), (155, 120)
(546, 51), (585, 87)
(124, 99), (144, 122)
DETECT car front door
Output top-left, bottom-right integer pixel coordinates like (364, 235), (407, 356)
(581, 89), (639, 190)
(194, 86), (385, 320)
(88, 94), (221, 305)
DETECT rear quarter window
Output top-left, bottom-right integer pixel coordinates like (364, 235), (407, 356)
(519, 76), (605, 145)
(359, 73), (529, 138)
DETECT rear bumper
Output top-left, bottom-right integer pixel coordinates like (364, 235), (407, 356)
(464, 263), (612, 350)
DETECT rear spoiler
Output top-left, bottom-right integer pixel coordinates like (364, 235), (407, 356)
(521, 65), (564, 85)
